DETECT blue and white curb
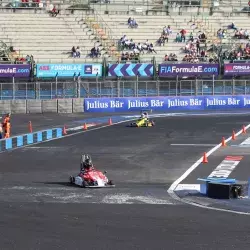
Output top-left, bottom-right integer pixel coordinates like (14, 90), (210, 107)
(0, 128), (62, 152)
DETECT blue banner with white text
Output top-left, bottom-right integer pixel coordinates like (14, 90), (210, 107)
(84, 96), (250, 112)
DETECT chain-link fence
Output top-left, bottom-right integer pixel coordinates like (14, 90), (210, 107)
(1, 79), (250, 99)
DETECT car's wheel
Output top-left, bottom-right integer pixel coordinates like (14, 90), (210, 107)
(69, 176), (74, 184)
(82, 180), (89, 188)
(108, 180), (114, 186)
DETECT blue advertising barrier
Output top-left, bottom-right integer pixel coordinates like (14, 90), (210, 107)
(158, 63), (219, 77)
(0, 128), (63, 152)
(36, 64), (102, 78)
(108, 63), (153, 77)
(84, 95), (250, 112)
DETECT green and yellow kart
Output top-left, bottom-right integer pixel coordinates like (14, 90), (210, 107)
(129, 117), (155, 127)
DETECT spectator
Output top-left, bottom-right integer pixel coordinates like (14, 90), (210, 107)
(26, 55), (31, 63)
(176, 33), (182, 42)
(72, 46), (76, 57)
(49, 5), (59, 17)
(129, 18), (138, 28)
(76, 46), (81, 58)
(148, 43), (157, 54)
(189, 32), (194, 42)
(128, 17), (131, 25)
(230, 22), (237, 30)
(180, 29), (187, 42)
(196, 39), (200, 53)
(21, 0), (29, 7)
(198, 32), (207, 43)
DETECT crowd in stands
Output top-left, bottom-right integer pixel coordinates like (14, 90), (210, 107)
(217, 23), (249, 40)
(158, 23), (215, 63)
(223, 42), (250, 61)
(118, 34), (157, 62)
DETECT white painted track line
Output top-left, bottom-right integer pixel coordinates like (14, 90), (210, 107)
(167, 123), (250, 215)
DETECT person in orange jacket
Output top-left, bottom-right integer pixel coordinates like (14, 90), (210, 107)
(3, 114), (11, 137)
(3, 113), (10, 128)
(4, 121), (10, 138)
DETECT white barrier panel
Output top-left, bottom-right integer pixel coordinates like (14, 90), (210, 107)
(27, 100), (42, 113)
(10, 100), (26, 114)
(58, 99), (73, 113)
(42, 100), (58, 113)
(0, 100), (11, 114)
(73, 98), (84, 113)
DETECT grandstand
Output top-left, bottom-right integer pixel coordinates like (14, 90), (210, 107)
(0, 0), (248, 64)
(0, 0), (249, 100)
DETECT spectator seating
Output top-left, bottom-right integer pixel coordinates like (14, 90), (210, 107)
(0, 12), (108, 63)
(98, 14), (217, 63)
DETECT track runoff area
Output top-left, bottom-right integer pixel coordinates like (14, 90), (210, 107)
(169, 118), (250, 214)
(2, 112), (250, 214)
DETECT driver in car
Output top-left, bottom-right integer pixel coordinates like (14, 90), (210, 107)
(81, 158), (94, 173)
(140, 112), (148, 120)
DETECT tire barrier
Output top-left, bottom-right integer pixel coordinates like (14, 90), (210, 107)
(0, 128), (63, 152)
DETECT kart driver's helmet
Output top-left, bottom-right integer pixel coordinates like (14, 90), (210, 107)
(85, 158), (92, 169)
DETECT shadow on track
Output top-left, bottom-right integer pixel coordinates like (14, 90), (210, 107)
(33, 181), (73, 187)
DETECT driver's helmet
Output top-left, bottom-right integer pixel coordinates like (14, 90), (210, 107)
(85, 158), (93, 169)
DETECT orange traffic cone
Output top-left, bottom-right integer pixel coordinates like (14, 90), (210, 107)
(63, 126), (67, 135)
(29, 121), (32, 133)
(221, 137), (227, 147)
(108, 118), (112, 125)
(242, 125), (247, 134)
(202, 152), (208, 163)
(83, 123), (87, 130)
(232, 130), (236, 140)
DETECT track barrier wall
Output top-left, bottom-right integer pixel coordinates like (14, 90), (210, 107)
(84, 95), (250, 112)
(2, 96), (250, 113)
(0, 128), (63, 152)
(0, 99), (84, 114)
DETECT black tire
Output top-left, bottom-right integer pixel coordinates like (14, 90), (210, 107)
(82, 180), (89, 188)
(69, 176), (74, 184)
(108, 180), (114, 186)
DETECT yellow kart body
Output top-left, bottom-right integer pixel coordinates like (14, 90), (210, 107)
(130, 117), (155, 127)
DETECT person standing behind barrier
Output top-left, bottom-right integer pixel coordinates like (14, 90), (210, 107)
(2, 113), (11, 138)
(4, 121), (10, 138)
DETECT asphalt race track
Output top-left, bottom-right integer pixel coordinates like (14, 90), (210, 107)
(1, 113), (250, 249)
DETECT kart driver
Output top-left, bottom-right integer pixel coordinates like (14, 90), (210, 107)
(81, 158), (94, 172)
(140, 112), (148, 119)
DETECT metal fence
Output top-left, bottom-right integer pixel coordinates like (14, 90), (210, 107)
(1, 79), (250, 99)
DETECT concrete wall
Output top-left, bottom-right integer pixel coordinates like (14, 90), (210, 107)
(0, 99), (84, 114)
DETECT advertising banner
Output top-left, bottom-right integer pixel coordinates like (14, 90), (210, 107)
(0, 64), (30, 78)
(158, 63), (219, 77)
(84, 96), (205, 112)
(84, 95), (250, 112)
(36, 64), (102, 78)
(224, 63), (250, 76)
(108, 64), (153, 77)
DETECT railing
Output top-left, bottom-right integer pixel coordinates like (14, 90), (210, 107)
(1, 79), (250, 99)
(81, 11), (119, 59)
